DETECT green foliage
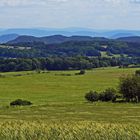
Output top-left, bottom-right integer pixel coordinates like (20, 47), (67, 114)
(10, 99), (32, 106)
(5, 37), (140, 57)
(85, 91), (99, 102)
(135, 70), (140, 76)
(76, 70), (86, 75)
(79, 70), (86, 75)
(0, 56), (139, 72)
(85, 88), (117, 102)
(119, 75), (140, 102)
(99, 88), (117, 102)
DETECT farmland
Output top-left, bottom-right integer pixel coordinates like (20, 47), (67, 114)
(0, 67), (140, 139)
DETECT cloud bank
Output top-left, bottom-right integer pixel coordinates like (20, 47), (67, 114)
(0, 0), (68, 6)
(0, 0), (140, 7)
(0, 0), (139, 29)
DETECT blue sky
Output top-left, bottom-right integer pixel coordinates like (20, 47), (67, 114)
(0, 0), (140, 29)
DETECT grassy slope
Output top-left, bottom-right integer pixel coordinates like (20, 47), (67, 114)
(0, 67), (139, 123)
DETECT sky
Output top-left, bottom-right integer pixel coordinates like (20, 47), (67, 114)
(0, 0), (140, 29)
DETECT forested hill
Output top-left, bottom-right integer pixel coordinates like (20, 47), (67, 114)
(117, 36), (140, 43)
(7, 35), (108, 45)
(1, 35), (138, 58)
(0, 35), (139, 71)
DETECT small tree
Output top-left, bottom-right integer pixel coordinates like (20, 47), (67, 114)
(119, 75), (139, 102)
(85, 91), (99, 102)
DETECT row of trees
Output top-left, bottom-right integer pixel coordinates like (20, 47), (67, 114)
(0, 57), (139, 72)
(6, 39), (140, 57)
(85, 70), (140, 103)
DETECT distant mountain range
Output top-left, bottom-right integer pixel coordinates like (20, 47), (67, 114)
(0, 27), (140, 45)
(0, 34), (19, 43)
(0, 28), (140, 43)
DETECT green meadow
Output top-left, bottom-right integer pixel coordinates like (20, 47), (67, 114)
(0, 67), (139, 122)
(0, 67), (140, 139)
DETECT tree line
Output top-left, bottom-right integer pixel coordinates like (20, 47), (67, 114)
(0, 56), (139, 72)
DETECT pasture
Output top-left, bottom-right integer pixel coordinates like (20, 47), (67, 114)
(0, 67), (139, 139)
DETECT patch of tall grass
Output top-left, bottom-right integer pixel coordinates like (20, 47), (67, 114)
(0, 121), (139, 140)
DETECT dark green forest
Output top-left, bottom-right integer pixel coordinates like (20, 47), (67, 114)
(0, 37), (139, 72)
(0, 57), (139, 72)
(5, 39), (140, 57)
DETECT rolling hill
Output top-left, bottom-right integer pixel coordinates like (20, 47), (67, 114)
(117, 36), (140, 43)
(0, 35), (139, 58)
(8, 35), (108, 45)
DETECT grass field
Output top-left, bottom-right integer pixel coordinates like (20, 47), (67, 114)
(0, 67), (140, 139)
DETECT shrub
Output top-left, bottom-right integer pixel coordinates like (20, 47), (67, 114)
(99, 88), (117, 102)
(85, 91), (99, 102)
(10, 99), (32, 106)
(76, 70), (86, 75)
(79, 70), (86, 75)
(135, 70), (140, 76)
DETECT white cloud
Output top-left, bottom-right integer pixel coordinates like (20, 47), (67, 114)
(0, 0), (38, 6)
(0, 0), (140, 7)
(0, 0), (139, 29)
(103, 0), (140, 4)
(0, 0), (69, 7)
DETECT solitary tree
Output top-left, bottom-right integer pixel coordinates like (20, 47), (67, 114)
(119, 75), (140, 102)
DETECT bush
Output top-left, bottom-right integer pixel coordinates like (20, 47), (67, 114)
(85, 88), (117, 103)
(85, 91), (99, 102)
(135, 70), (140, 76)
(99, 88), (117, 102)
(76, 70), (86, 75)
(79, 70), (86, 75)
(10, 99), (32, 106)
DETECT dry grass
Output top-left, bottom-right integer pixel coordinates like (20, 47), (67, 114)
(0, 121), (139, 140)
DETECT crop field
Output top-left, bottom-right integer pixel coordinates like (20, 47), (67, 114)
(0, 121), (140, 140)
(0, 67), (140, 139)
